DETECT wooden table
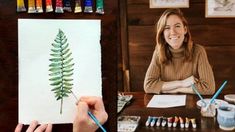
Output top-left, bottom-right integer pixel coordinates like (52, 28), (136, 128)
(119, 92), (229, 132)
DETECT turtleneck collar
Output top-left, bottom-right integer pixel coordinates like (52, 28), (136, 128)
(169, 46), (185, 58)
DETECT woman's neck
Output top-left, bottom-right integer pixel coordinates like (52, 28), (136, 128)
(169, 46), (184, 58)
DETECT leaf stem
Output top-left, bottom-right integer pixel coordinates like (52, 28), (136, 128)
(60, 97), (63, 114)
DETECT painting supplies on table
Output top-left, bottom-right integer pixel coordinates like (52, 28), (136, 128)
(201, 102), (216, 117)
(145, 116), (196, 129)
(118, 116), (141, 132)
(118, 93), (133, 113)
(201, 81), (228, 117)
(173, 116), (179, 127)
(185, 117), (190, 128)
(192, 84), (206, 107)
(150, 117), (157, 127)
(156, 116), (162, 127)
(207, 81), (228, 109)
(191, 118), (197, 128)
(161, 117), (167, 127)
(196, 98), (228, 108)
(224, 94), (235, 104)
(145, 116), (152, 126)
(167, 117), (173, 127)
(179, 117), (184, 128)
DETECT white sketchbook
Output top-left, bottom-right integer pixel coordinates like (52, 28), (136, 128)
(18, 19), (102, 124)
(147, 95), (186, 108)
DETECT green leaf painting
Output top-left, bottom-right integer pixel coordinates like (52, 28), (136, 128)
(49, 29), (74, 114)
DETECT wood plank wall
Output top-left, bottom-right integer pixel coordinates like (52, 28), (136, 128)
(119, 0), (235, 94)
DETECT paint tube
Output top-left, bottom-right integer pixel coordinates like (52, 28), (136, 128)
(179, 117), (184, 128)
(150, 117), (157, 127)
(28, 0), (37, 13)
(145, 116), (152, 126)
(17, 0), (26, 12)
(185, 117), (189, 128)
(36, 0), (43, 13)
(84, 0), (93, 13)
(74, 0), (82, 13)
(55, 0), (64, 13)
(191, 118), (197, 128)
(173, 116), (178, 127)
(46, 0), (53, 12)
(96, 0), (104, 14)
(167, 117), (173, 127)
(63, 0), (72, 12)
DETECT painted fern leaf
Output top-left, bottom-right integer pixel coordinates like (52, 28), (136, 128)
(49, 29), (74, 114)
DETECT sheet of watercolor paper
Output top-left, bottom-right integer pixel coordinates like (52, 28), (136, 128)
(147, 95), (186, 108)
(18, 19), (102, 124)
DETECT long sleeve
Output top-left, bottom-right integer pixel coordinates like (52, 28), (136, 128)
(144, 50), (164, 94)
(144, 44), (215, 95)
(194, 46), (215, 95)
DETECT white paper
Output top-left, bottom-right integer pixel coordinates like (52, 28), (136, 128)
(18, 19), (102, 124)
(147, 95), (186, 108)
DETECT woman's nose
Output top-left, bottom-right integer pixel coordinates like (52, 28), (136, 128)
(170, 28), (176, 34)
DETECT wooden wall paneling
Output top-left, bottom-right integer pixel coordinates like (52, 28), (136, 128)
(0, 0), (118, 131)
(119, 0), (131, 92)
(129, 25), (235, 46)
(127, 4), (235, 27)
(206, 46), (235, 94)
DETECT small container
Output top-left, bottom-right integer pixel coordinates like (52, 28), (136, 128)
(224, 94), (235, 104)
(201, 103), (216, 117)
(217, 105), (235, 131)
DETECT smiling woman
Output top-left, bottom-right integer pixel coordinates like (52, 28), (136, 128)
(163, 15), (187, 50)
(144, 8), (215, 95)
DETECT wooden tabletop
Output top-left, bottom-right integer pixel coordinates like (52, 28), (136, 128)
(119, 92), (230, 132)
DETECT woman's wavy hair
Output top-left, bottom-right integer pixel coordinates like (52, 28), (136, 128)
(155, 8), (193, 64)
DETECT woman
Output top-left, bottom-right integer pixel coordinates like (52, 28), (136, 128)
(144, 8), (215, 95)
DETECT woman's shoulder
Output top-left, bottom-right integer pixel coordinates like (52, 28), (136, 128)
(193, 43), (207, 54)
(194, 44), (206, 55)
(151, 49), (161, 65)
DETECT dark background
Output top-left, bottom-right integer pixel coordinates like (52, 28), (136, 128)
(0, 0), (118, 131)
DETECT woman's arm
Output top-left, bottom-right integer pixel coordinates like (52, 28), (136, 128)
(161, 76), (195, 94)
(194, 46), (215, 95)
(144, 50), (164, 94)
(144, 50), (197, 94)
(162, 76), (195, 90)
(162, 87), (194, 94)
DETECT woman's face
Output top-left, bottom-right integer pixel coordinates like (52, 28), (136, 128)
(163, 14), (187, 49)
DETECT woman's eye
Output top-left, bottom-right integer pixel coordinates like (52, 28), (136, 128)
(175, 25), (181, 28)
(164, 27), (170, 30)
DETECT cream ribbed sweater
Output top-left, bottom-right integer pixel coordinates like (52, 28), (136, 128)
(144, 44), (215, 95)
